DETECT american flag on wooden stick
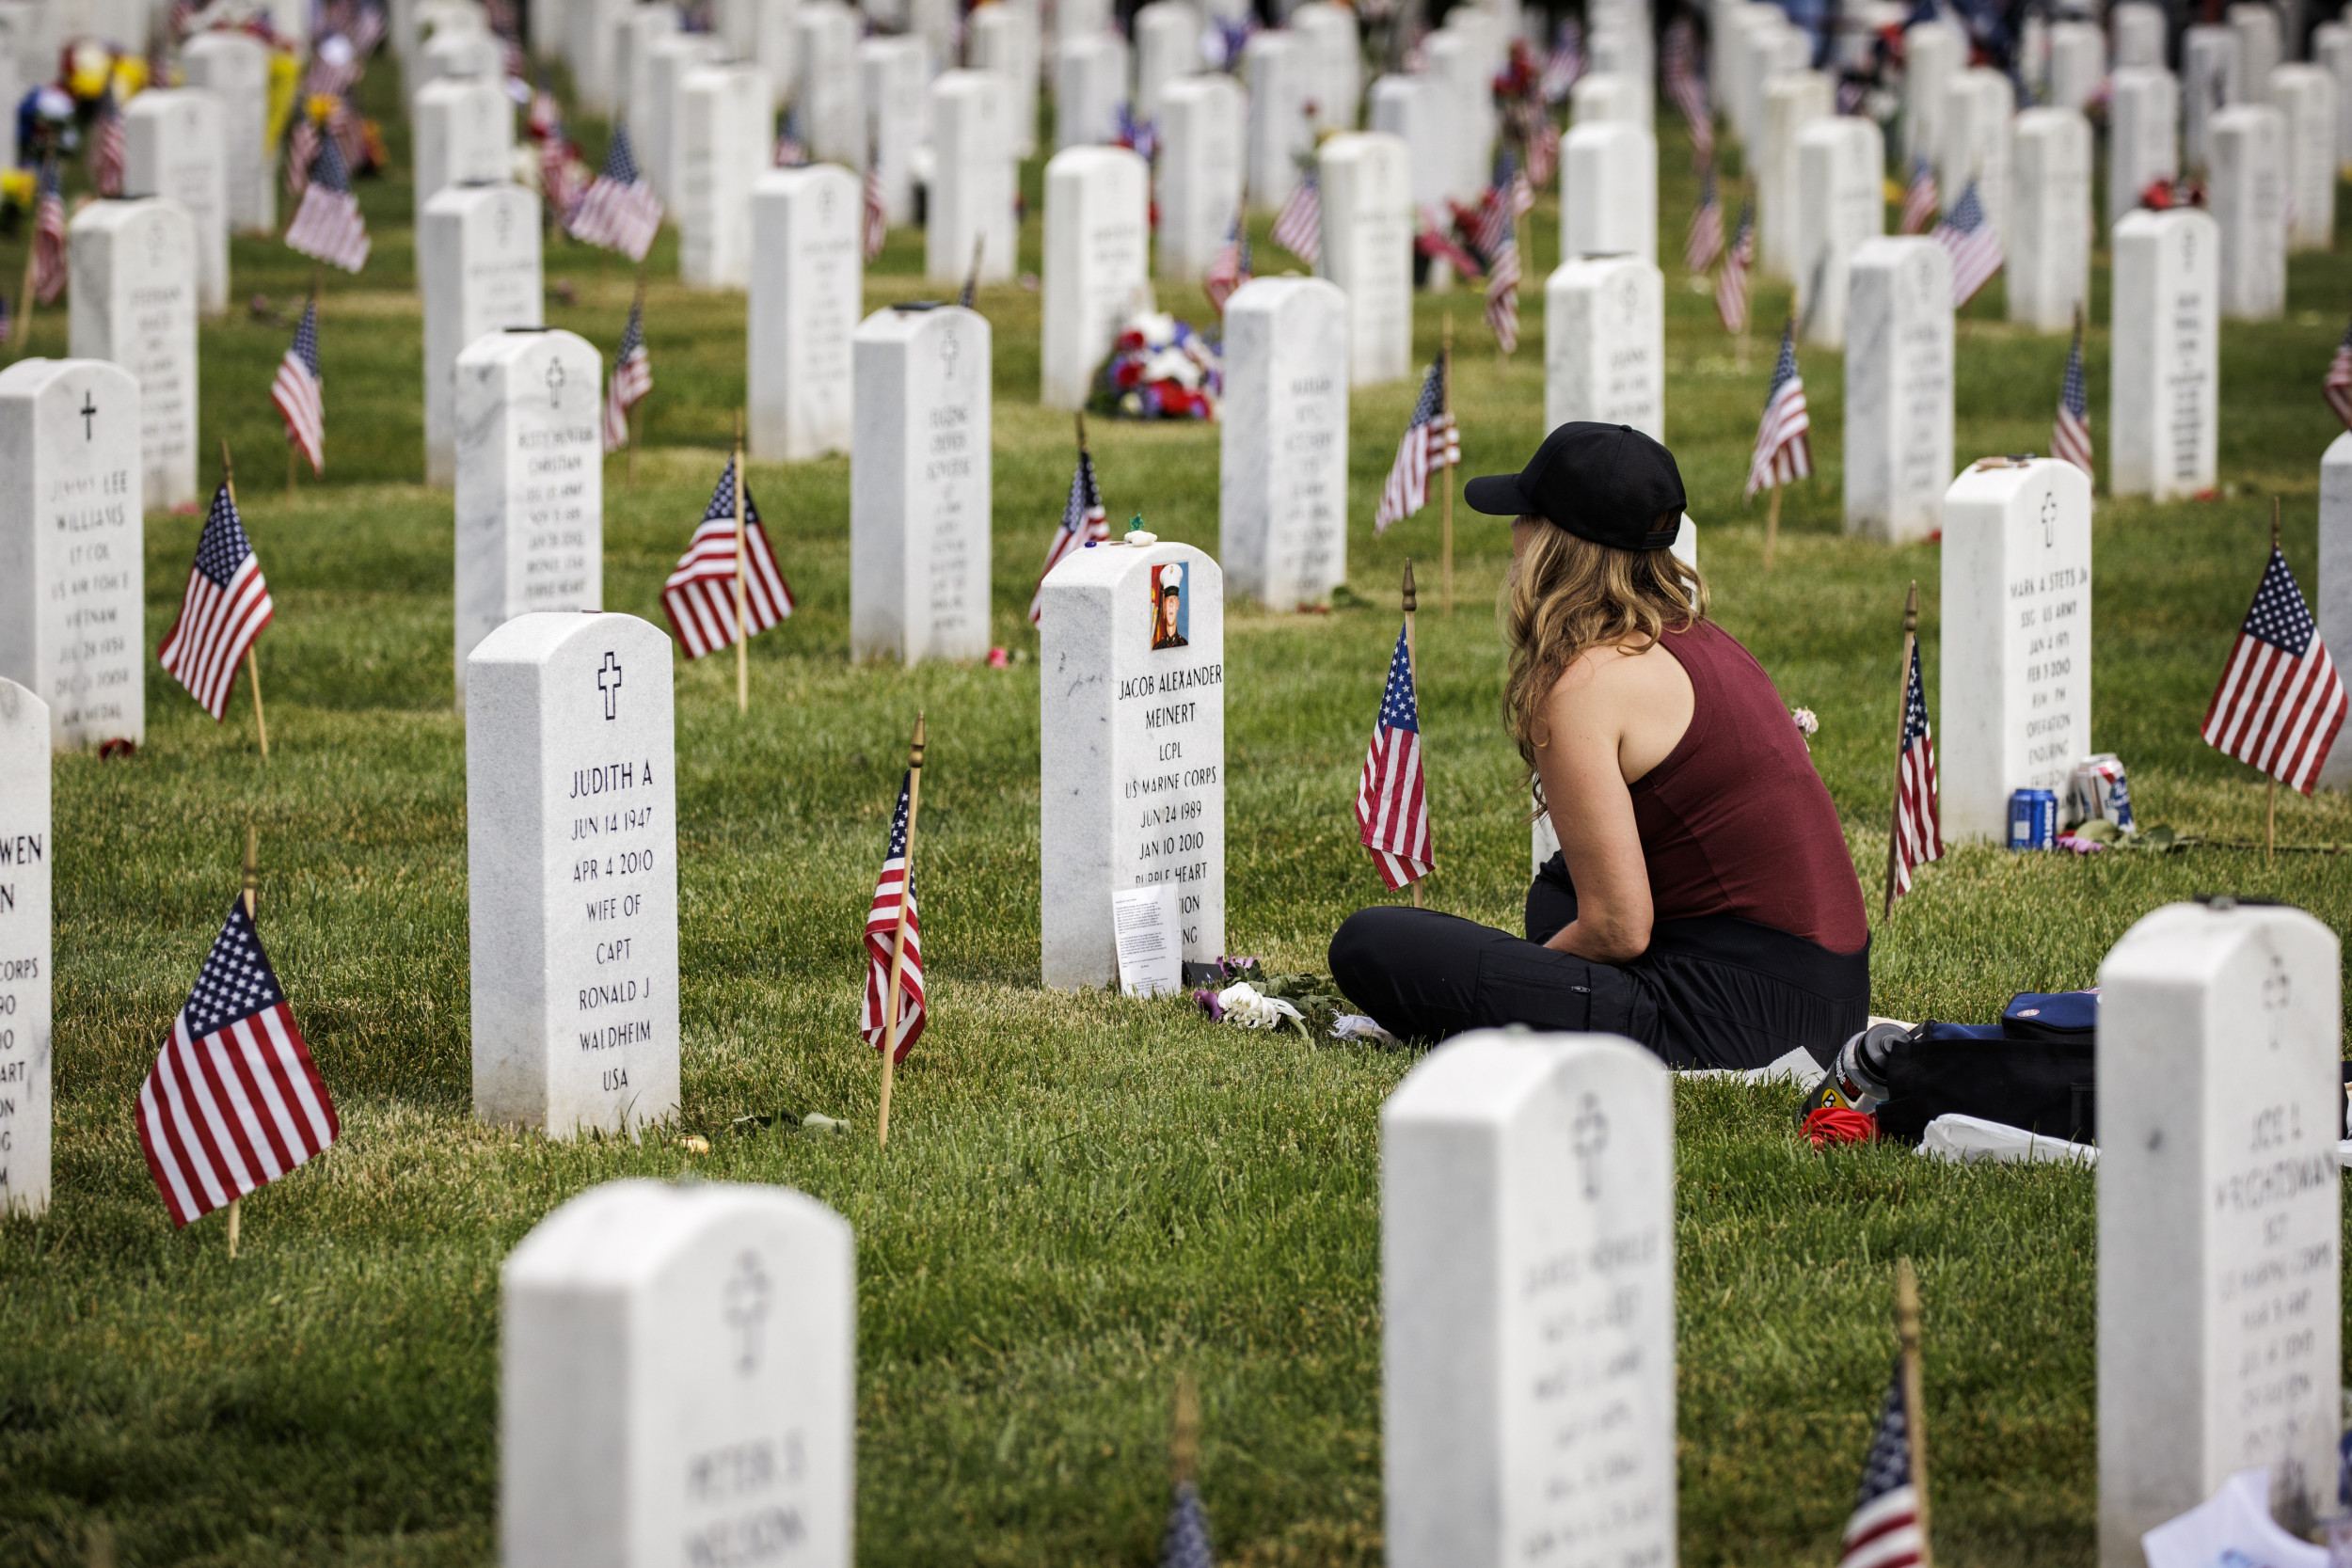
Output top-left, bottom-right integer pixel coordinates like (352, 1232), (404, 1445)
(284, 131), (370, 273)
(859, 772), (927, 1063)
(1839, 1367), (1927, 1568)
(566, 123), (661, 261)
(1898, 155), (1938, 234)
(1028, 444), (1109, 624)
(862, 161), (887, 261)
(1714, 201), (1753, 335)
(1662, 17), (1713, 157)
(1746, 322), (1813, 497)
(1375, 354), (1457, 533)
(660, 458), (796, 658)
(1931, 178), (2001, 306)
(2051, 316), (2092, 481)
(2201, 546), (2347, 795)
(1271, 165), (1321, 264)
(137, 896), (339, 1229)
(1203, 220), (1251, 316)
(272, 298), (325, 475)
(89, 92), (125, 196)
(1889, 640), (1944, 902)
(1357, 622), (1433, 890)
(601, 296), (651, 452)
(2324, 315), (2352, 431)
(30, 160), (66, 305)
(1685, 163), (1724, 275)
(158, 483), (276, 721)
(1485, 230), (1521, 353)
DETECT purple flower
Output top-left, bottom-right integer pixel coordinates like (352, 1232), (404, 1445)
(1193, 988), (1225, 1022)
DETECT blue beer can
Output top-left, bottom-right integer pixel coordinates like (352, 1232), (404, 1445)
(2008, 789), (2058, 850)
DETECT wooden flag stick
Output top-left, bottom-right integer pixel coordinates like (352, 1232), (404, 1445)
(627, 268), (645, 486)
(1170, 1371), (1200, 1487)
(2267, 498), (2280, 859)
(222, 443), (270, 760)
(229, 824), (260, 1259)
(1882, 580), (1919, 920)
(1896, 1258), (1933, 1568)
(1763, 483), (1783, 575)
(1439, 315), (1455, 617)
(962, 234), (985, 307)
(877, 711), (927, 1148)
(1075, 407), (1089, 456)
(733, 411), (749, 715)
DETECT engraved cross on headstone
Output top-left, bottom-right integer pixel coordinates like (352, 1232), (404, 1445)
(596, 651), (623, 720)
(2263, 954), (2292, 1052)
(80, 392), (97, 440)
(546, 358), (565, 407)
(940, 325), (961, 380)
(722, 1249), (772, 1376)
(2040, 490), (2058, 548)
(1571, 1091), (1609, 1200)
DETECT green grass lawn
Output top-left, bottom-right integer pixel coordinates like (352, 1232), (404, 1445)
(4, 55), (2352, 1568)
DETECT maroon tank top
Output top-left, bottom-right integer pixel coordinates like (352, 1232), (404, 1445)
(1628, 620), (1867, 953)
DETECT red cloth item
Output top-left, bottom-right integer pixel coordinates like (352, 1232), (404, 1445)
(1804, 1106), (1878, 1148)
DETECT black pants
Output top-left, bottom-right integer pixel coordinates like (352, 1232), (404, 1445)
(1328, 854), (1870, 1070)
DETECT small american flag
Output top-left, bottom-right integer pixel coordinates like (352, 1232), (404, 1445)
(602, 298), (652, 452)
(1375, 355), (1457, 533)
(774, 106), (809, 168)
(31, 160), (66, 306)
(660, 458), (797, 659)
(1932, 178), (2001, 307)
(567, 124), (662, 261)
(1889, 640), (1944, 902)
(1840, 1368), (1927, 1568)
(284, 132), (371, 273)
(1899, 155), (1938, 234)
(2201, 546), (2348, 795)
(859, 773), (926, 1063)
(158, 483), (276, 721)
(286, 114), (320, 201)
(1417, 210), (1485, 280)
(1028, 446), (1110, 624)
(1685, 164), (1724, 275)
(1540, 19), (1583, 102)
(2052, 317), (2092, 481)
(272, 299), (325, 475)
(1485, 231), (1521, 353)
(1714, 201), (1753, 335)
(1746, 322), (1813, 497)
(347, 4), (386, 57)
(137, 896), (340, 1229)
(862, 161), (887, 262)
(89, 94), (126, 197)
(1271, 165), (1321, 265)
(1662, 17), (1713, 157)
(535, 93), (586, 217)
(2324, 315), (2352, 431)
(1116, 103), (1159, 163)
(1203, 221), (1251, 316)
(1161, 1480), (1216, 1568)
(1357, 622), (1433, 890)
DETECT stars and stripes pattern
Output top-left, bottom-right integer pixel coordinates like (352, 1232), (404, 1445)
(1685, 164), (1724, 275)
(1840, 1368), (1927, 1568)
(1028, 447), (1110, 624)
(534, 91), (587, 218)
(1479, 156), (1530, 354)
(566, 124), (662, 261)
(1662, 16), (1714, 157)
(1890, 640), (1944, 901)
(286, 113), (321, 201)
(1417, 208), (1485, 280)
(271, 299), (325, 475)
(602, 298), (651, 451)
(2201, 546), (2348, 795)
(1746, 322), (1813, 497)
(859, 773), (927, 1063)
(30, 160), (66, 306)
(862, 161), (888, 261)
(89, 93), (126, 196)
(1540, 19), (1583, 102)
(1485, 229), (1522, 353)
(2052, 318), (2092, 481)
(2324, 315), (2352, 431)
(1203, 220), (1251, 316)
(1356, 622), (1433, 890)
(158, 483), (276, 721)
(284, 132), (371, 273)
(1932, 179), (2001, 306)
(1714, 202), (1754, 336)
(1899, 155), (1939, 234)
(1271, 166), (1321, 265)
(136, 897), (340, 1229)
(660, 458), (797, 658)
(1375, 355), (1457, 533)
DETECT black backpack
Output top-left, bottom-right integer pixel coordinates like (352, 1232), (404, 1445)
(1870, 991), (2100, 1145)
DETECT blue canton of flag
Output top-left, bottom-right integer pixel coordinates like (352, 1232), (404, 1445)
(1356, 622), (1432, 890)
(1839, 1368), (1926, 1568)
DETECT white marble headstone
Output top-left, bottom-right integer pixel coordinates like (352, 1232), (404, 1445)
(453, 328), (604, 704)
(678, 63), (771, 291)
(614, 4), (678, 122)
(2112, 1), (2167, 71)
(1903, 17), (1966, 166)
(421, 183), (545, 486)
(1795, 114), (1883, 348)
(416, 24), (505, 100)
(0, 358), (143, 752)
(1560, 121), (1657, 264)
(1219, 277), (1348, 610)
(749, 166), (862, 463)
(645, 35), (726, 204)
(1938, 67), (2014, 243)
(1158, 75), (1245, 283)
(2046, 20), (2105, 112)
(1383, 1030), (1676, 1568)
(2271, 64), (2335, 252)
(2210, 103), (2286, 320)
(858, 35), (928, 229)
(1569, 71), (1645, 127)
(1422, 28), (1494, 202)
(1133, 0), (1200, 123)
(1543, 257), (1663, 439)
(502, 1179), (854, 1568)
(1758, 71), (1832, 279)
(466, 611), (679, 1136)
(0, 678), (48, 1218)
(182, 29), (274, 233)
(2316, 23), (2352, 170)
(2323, 434), (2352, 792)
(413, 76), (516, 238)
(2110, 208), (2218, 499)
(2228, 1), (2280, 98)
(67, 198), (198, 512)
(1317, 131), (1413, 387)
(2008, 107), (2091, 332)
(1041, 147), (1149, 410)
(967, 3), (1040, 157)
(1938, 457), (2093, 843)
(1843, 238), (1954, 543)
(2185, 24), (2241, 166)
(744, 0), (799, 110)
(927, 70), (1018, 286)
(1246, 29), (1313, 209)
(850, 304), (993, 662)
(121, 89), (227, 315)
(1057, 32), (1129, 150)
(794, 0), (865, 167)
(2107, 66), (2180, 230)
(566, 0), (634, 110)
(1292, 0), (1361, 131)
(1038, 539), (1226, 990)
(2096, 901), (2342, 1568)
(1369, 74), (1457, 285)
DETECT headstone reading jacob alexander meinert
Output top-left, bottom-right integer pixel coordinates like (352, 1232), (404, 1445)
(68, 197), (199, 512)
(0, 679), (49, 1219)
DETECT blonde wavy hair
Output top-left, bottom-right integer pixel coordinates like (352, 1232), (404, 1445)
(1501, 516), (1708, 775)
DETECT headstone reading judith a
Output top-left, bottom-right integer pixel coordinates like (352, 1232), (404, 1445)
(502, 1180), (854, 1568)
(850, 304), (993, 663)
(2096, 901), (2343, 1568)
(1938, 457), (2092, 843)
(413, 77), (515, 236)
(2107, 67), (2180, 230)
(1843, 238), (1954, 544)
(453, 328), (603, 705)
(68, 198), (199, 512)
(122, 88), (227, 315)
(1038, 539), (1226, 990)
(1157, 75), (1245, 284)
(1543, 256), (1663, 439)
(182, 28), (274, 233)
(467, 611), (679, 1137)
(1795, 115), (1884, 350)
(2323, 436), (2352, 792)
(966, 2), (1040, 157)
(1317, 132), (1413, 387)
(927, 71), (1018, 287)
(0, 678), (48, 1218)
(421, 183), (545, 486)
(0, 358), (142, 752)
(2270, 64), (2336, 251)
(749, 166), (861, 463)
(2111, 208), (2219, 500)
(677, 63), (772, 291)
(1383, 1030), (1677, 1568)
(1219, 277), (1348, 610)
(2211, 103), (2287, 320)
(1560, 120), (1657, 264)
(1041, 147), (1150, 411)
(1056, 33), (1129, 150)
(2008, 107), (2091, 333)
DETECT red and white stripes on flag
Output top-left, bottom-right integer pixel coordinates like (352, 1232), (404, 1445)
(1889, 640), (1944, 901)
(1356, 622), (1433, 889)
(30, 161), (66, 306)
(1714, 202), (1753, 336)
(1271, 166), (1321, 264)
(863, 162), (888, 261)
(2324, 315), (2352, 431)
(284, 133), (371, 273)
(602, 298), (651, 452)
(1839, 1369), (1926, 1568)
(1375, 354), (1457, 533)
(1931, 178), (2001, 307)
(136, 898), (340, 1228)
(158, 483), (275, 720)
(272, 298), (325, 475)
(566, 124), (662, 261)
(660, 458), (797, 658)
(1898, 155), (1938, 235)
(2051, 317), (2092, 481)
(1685, 165), (1724, 276)
(1746, 322), (1813, 498)
(89, 99), (125, 196)
(2201, 546), (2348, 794)
(1029, 446), (1110, 623)
(859, 772), (927, 1062)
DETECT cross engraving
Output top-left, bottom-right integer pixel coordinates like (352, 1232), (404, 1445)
(722, 1250), (772, 1377)
(940, 326), (960, 380)
(1571, 1092), (1609, 1201)
(2040, 491), (2058, 549)
(80, 392), (96, 440)
(2263, 955), (2292, 1052)
(596, 651), (623, 720)
(546, 357), (565, 407)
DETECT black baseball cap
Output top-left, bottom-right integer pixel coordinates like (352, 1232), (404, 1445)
(1462, 422), (1687, 551)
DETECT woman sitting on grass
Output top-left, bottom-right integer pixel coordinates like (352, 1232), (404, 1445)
(1329, 422), (1869, 1070)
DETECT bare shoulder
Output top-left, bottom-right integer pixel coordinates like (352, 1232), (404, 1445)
(1548, 637), (1690, 705)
